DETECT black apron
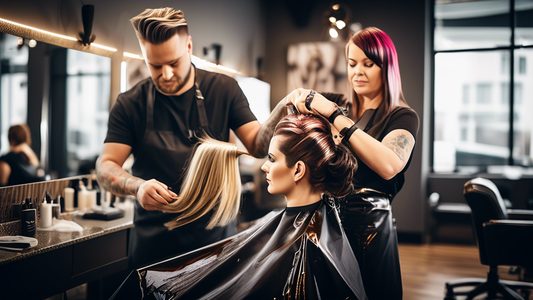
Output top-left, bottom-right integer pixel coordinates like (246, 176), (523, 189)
(129, 69), (237, 269)
(339, 109), (403, 300)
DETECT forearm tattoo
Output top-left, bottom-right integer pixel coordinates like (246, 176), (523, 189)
(96, 159), (144, 197)
(382, 132), (414, 162)
(253, 99), (287, 158)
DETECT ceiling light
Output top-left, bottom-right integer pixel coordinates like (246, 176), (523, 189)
(329, 27), (339, 38)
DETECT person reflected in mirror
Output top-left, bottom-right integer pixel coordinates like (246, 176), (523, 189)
(96, 7), (289, 270)
(286, 27), (420, 300)
(120, 113), (367, 300)
(0, 124), (45, 186)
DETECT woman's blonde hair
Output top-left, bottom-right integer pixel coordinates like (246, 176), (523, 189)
(164, 137), (247, 230)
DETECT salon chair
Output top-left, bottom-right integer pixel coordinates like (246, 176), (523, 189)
(444, 177), (533, 300)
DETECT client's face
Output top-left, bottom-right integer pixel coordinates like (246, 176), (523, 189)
(261, 136), (297, 196)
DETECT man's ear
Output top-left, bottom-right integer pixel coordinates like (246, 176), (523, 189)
(293, 161), (307, 182)
(187, 35), (193, 54)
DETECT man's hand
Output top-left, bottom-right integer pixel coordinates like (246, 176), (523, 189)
(136, 179), (179, 211)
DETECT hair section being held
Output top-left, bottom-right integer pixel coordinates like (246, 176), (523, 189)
(163, 137), (247, 230)
(274, 114), (357, 198)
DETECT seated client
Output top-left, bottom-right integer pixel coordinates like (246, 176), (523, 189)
(0, 124), (44, 186)
(115, 113), (367, 300)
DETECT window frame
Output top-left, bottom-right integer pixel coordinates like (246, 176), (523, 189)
(431, 0), (533, 172)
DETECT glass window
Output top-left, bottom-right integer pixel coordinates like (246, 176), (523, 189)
(0, 33), (28, 154)
(513, 49), (533, 166)
(433, 0), (533, 172)
(435, 0), (511, 51)
(462, 84), (470, 104)
(434, 51), (510, 170)
(65, 49), (110, 175)
(515, 0), (533, 46)
(477, 83), (492, 104)
(518, 56), (527, 74)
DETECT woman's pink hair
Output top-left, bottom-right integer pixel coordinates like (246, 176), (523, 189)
(346, 27), (407, 117)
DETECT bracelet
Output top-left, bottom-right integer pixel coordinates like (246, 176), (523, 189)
(327, 106), (347, 124)
(340, 124), (358, 142)
(305, 90), (316, 112)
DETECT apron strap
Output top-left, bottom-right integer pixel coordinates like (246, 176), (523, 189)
(355, 108), (376, 132)
(195, 82), (209, 129)
(146, 81), (155, 130)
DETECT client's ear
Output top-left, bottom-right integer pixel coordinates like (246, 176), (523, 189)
(293, 161), (307, 182)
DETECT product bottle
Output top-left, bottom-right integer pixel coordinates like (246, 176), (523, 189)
(52, 196), (62, 219)
(64, 187), (75, 212)
(21, 197), (36, 237)
(78, 179), (90, 211)
(86, 177), (97, 208)
(40, 192), (53, 228)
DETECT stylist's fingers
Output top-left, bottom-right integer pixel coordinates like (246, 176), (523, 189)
(296, 91), (313, 114)
(154, 180), (179, 203)
(136, 179), (171, 210)
(286, 88), (305, 105)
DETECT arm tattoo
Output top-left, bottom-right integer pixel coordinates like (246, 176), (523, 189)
(253, 99), (287, 158)
(96, 158), (144, 197)
(383, 133), (413, 162)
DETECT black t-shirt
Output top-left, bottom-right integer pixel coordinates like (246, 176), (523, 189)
(103, 68), (257, 268)
(0, 152), (44, 186)
(105, 68), (257, 186)
(352, 107), (419, 199)
(323, 93), (419, 199)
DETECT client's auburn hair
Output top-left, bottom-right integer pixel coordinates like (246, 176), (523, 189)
(274, 114), (357, 197)
(164, 137), (245, 231)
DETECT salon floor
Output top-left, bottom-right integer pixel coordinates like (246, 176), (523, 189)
(399, 243), (533, 300)
(49, 243), (532, 300)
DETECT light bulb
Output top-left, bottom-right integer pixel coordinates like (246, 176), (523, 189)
(329, 27), (339, 38)
(336, 20), (346, 30)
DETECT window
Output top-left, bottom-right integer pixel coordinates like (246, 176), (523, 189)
(65, 49), (110, 175)
(518, 56), (526, 74)
(0, 33), (28, 154)
(476, 83), (492, 104)
(462, 84), (470, 104)
(433, 0), (533, 172)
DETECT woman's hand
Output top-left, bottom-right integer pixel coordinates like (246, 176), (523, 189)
(289, 89), (338, 118)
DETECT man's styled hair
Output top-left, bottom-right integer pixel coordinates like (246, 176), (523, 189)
(164, 137), (247, 230)
(130, 7), (189, 44)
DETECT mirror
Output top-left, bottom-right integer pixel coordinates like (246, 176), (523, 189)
(0, 19), (113, 186)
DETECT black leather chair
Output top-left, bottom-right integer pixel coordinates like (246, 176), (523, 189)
(445, 177), (533, 300)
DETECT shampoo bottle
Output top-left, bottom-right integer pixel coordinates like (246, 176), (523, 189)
(21, 197), (36, 237)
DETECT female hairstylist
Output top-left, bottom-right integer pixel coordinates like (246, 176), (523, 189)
(288, 27), (419, 300)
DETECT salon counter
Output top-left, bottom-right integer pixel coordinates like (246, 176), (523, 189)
(0, 201), (134, 300)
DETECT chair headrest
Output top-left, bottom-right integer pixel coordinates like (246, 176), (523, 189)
(464, 177), (508, 219)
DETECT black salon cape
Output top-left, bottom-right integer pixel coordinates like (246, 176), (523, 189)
(113, 200), (367, 300)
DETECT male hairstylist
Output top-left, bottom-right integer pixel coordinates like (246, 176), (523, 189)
(96, 7), (287, 268)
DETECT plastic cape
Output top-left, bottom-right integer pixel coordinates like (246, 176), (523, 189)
(135, 200), (367, 300)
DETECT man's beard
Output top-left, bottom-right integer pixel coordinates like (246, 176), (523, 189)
(154, 64), (192, 95)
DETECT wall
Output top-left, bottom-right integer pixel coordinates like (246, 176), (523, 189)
(263, 0), (429, 238)
(2, 0), (430, 238)
(0, 0), (265, 77)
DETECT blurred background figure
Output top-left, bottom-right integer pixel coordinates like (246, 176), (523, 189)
(0, 124), (45, 186)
